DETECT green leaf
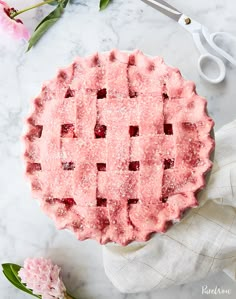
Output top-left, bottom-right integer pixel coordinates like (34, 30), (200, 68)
(2, 264), (41, 298)
(99, 0), (111, 10)
(27, 5), (63, 51)
(61, 0), (70, 9)
(35, 4), (63, 32)
(2, 264), (24, 290)
(27, 0), (70, 51)
(10, 264), (24, 285)
(44, 0), (58, 5)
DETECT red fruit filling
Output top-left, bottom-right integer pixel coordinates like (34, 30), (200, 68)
(61, 124), (76, 138)
(97, 89), (107, 99)
(162, 93), (169, 100)
(129, 161), (140, 171)
(65, 87), (75, 98)
(129, 91), (138, 98)
(164, 123), (173, 135)
(62, 162), (75, 170)
(97, 163), (106, 171)
(94, 124), (107, 138)
(128, 199), (139, 204)
(129, 126), (139, 137)
(97, 198), (107, 207)
(164, 159), (174, 170)
(161, 197), (168, 203)
(61, 198), (76, 209)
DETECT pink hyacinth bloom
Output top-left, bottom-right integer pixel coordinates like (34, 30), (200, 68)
(0, 0), (30, 40)
(18, 258), (66, 299)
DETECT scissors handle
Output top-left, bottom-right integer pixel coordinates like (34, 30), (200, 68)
(197, 53), (226, 84)
(178, 15), (226, 84)
(192, 32), (226, 84)
(202, 28), (236, 66)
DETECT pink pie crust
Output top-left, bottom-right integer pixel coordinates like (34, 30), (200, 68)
(23, 49), (214, 245)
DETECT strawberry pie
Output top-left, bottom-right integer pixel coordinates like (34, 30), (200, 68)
(23, 49), (214, 245)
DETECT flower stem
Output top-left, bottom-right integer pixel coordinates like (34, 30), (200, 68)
(11, 0), (57, 18)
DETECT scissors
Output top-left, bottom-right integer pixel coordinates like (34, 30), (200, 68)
(141, 0), (236, 84)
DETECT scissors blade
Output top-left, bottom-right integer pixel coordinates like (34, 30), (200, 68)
(141, 0), (183, 22)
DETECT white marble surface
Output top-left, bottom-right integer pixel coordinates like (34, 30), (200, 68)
(0, 0), (236, 298)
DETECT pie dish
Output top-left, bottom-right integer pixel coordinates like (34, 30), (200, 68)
(23, 49), (215, 245)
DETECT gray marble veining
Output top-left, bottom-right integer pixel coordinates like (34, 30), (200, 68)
(0, 0), (236, 298)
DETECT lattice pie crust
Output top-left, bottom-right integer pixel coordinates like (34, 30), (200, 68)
(23, 50), (214, 245)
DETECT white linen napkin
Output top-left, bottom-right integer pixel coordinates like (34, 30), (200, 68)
(103, 120), (236, 293)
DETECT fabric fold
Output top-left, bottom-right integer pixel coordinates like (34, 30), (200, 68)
(103, 120), (236, 293)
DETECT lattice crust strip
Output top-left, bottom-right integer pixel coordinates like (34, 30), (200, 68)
(23, 49), (215, 245)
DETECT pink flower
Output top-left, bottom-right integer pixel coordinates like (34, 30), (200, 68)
(18, 258), (66, 299)
(0, 1), (30, 40)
